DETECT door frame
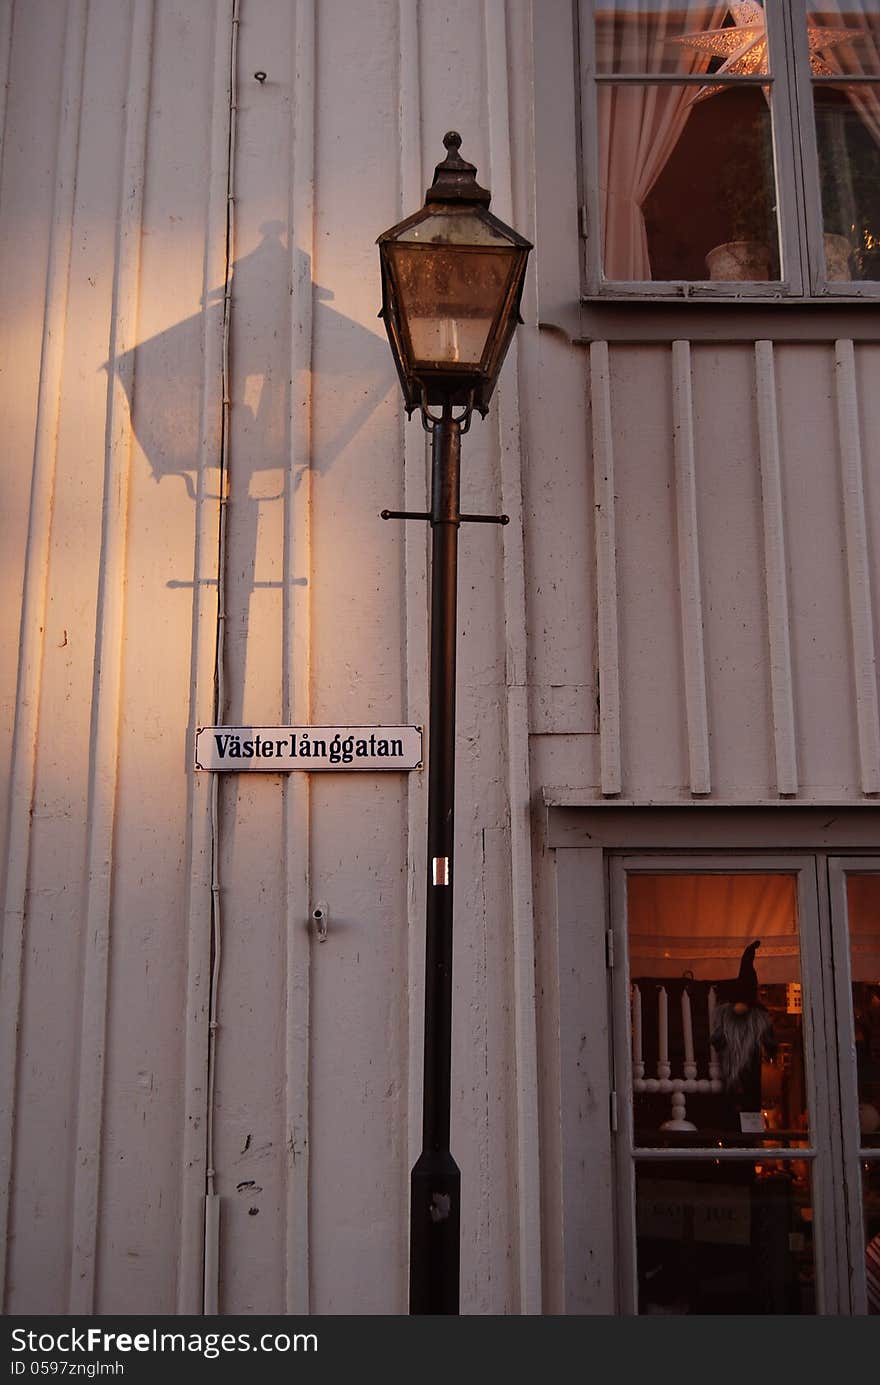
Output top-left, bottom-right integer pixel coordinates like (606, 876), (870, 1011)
(827, 856), (880, 1315)
(549, 804), (880, 1315)
(610, 853), (834, 1314)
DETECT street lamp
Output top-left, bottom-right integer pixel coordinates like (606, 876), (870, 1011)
(377, 131), (531, 1315)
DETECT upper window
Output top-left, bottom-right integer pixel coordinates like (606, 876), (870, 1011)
(578, 1), (880, 297)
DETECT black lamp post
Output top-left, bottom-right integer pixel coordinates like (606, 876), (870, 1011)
(377, 132), (531, 1315)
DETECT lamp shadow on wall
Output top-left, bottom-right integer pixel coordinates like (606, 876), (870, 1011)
(106, 221), (395, 724)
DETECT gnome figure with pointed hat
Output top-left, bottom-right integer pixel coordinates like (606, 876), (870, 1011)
(710, 940), (778, 1109)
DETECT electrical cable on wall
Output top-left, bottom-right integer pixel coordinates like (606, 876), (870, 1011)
(203, 0), (240, 1317)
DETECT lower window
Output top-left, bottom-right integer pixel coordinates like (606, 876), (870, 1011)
(611, 855), (880, 1314)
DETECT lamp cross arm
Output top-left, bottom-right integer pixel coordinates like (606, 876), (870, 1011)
(380, 509), (509, 525)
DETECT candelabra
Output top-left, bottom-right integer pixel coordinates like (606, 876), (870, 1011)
(631, 983), (723, 1131)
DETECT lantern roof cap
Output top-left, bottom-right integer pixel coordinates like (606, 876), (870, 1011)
(425, 132), (491, 207)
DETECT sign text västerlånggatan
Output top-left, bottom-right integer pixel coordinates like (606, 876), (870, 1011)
(195, 725), (423, 772)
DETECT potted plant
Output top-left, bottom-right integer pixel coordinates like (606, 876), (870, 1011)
(705, 238), (771, 281)
(822, 226), (854, 281)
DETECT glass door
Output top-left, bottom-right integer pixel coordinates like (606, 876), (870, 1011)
(610, 855), (840, 1314)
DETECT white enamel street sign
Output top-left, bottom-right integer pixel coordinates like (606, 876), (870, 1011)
(195, 725), (423, 772)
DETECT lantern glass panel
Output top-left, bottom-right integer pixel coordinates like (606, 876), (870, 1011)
(387, 243), (517, 367)
(396, 210), (514, 246)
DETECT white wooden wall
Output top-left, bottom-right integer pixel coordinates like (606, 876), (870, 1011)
(0, 0), (541, 1316)
(525, 336), (880, 803)
(1, 0), (878, 1317)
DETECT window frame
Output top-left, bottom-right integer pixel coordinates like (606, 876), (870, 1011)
(576, 0), (880, 302)
(548, 804), (880, 1316)
(610, 853), (839, 1314)
(827, 857), (880, 1315)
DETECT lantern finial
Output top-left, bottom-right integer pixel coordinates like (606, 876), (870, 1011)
(426, 131), (491, 206)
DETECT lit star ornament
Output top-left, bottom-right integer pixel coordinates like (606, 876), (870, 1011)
(675, 1), (859, 102)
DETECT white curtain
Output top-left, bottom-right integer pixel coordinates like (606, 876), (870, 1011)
(627, 873), (800, 983)
(598, 2), (728, 280)
(628, 871), (880, 982)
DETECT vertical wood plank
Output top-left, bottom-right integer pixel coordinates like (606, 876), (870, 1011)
(834, 339), (880, 794)
(175, 0), (233, 1315)
(483, 0), (542, 1316)
(398, 0), (428, 1242)
(0, 0), (14, 177)
(774, 344), (861, 794)
(590, 340), (622, 795)
(0, 0), (88, 1311)
(557, 847), (615, 1312)
(671, 339), (711, 795)
(755, 339), (799, 795)
(69, 0), (154, 1314)
(283, 0), (316, 1317)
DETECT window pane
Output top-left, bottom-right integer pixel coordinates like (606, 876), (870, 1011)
(814, 87), (880, 277)
(636, 1159), (816, 1313)
(599, 84), (779, 280)
(845, 876), (880, 1148)
(806, 5), (880, 77)
(396, 211), (513, 246)
(596, 2), (774, 77)
(628, 874), (807, 1148)
(387, 245), (515, 366)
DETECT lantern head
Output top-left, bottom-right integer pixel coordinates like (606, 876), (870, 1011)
(377, 132), (532, 418)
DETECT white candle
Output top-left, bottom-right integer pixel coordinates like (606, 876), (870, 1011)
(681, 988), (695, 1065)
(632, 984), (642, 1066)
(658, 986), (668, 1065)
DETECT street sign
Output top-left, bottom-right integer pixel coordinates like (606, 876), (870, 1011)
(195, 725), (423, 772)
